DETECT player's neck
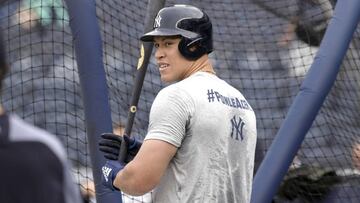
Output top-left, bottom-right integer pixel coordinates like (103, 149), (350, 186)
(182, 55), (215, 79)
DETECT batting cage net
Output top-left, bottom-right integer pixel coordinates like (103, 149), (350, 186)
(1, 0), (359, 202)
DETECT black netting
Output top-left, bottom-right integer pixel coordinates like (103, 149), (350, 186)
(1, 0), (359, 202)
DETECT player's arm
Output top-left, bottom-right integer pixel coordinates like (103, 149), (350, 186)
(100, 87), (188, 194)
(113, 138), (177, 196)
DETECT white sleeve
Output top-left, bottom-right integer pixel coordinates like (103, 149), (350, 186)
(144, 85), (195, 147)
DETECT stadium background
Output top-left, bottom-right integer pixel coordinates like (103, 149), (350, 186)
(0, 0), (359, 202)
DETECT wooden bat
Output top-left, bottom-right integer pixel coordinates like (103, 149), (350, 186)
(118, 0), (166, 162)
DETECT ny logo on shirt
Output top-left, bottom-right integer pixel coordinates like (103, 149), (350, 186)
(230, 115), (245, 141)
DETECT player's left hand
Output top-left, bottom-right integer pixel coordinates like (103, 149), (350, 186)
(101, 160), (125, 191)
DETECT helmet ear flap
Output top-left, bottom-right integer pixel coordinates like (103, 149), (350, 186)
(178, 37), (207, 60)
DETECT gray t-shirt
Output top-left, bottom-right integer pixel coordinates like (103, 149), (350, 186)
(144, 72), (257, 203)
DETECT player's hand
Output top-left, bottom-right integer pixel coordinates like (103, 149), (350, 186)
(101, 160), (124, 191)
(98, 133), (142, 162)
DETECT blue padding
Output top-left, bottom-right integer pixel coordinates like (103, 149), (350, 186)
(64, 0), (122, 202)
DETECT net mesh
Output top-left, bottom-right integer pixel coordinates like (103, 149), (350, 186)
(1, 0), (359, 202)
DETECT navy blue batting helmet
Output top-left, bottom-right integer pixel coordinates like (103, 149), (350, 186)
(140, 5), (213, 60)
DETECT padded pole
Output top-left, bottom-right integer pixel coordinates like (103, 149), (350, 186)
(64, 0), (122, 202)
(251, 1), (360, 202)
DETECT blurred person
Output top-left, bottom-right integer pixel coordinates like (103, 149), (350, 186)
(15, 0), (69, 34)
(274, 157), (341, 203)
(79, 178), (95, 203)
(272, 143), (360, 203)
(277, 0), (334, 47)
(351, 142), (360, 171)
(0, 31), (81, 203)
(113, 123), (125, 136)
(319, 142), (360, 203)
(99, 4), (257, 203)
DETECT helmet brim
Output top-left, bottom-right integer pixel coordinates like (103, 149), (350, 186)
(140, 28), (182, 42)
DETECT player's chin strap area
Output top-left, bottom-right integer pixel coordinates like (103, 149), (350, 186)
(0, 112), (9, 145)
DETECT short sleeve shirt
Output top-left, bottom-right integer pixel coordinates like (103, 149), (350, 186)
(144, 72), (257, 203)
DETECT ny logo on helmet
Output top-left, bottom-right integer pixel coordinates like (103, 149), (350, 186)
(154, 15), (162, 28)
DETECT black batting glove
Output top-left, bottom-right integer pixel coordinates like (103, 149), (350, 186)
(99, 133), (122, 160)
(99, 133), (142, 163)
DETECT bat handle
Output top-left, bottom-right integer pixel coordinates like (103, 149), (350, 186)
(118, 136), (128, 162)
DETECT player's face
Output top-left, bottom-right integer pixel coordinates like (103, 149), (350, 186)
(153, 36), (193, 83)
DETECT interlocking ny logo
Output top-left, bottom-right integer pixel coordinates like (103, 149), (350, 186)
(230, 115), (245, 141)
(154, 15), (162, 28)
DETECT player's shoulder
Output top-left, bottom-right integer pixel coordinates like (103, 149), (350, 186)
(154, 79), (196, 107)
(8, 114), (67, 161)
(158, 75), (195, 95)
(169, 72), (216, 90)
(156, 82), (190, 101)
(156, 72), (225, 101)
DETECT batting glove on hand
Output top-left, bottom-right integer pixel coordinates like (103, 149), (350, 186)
(99, 133), (142, 162)
(101, 160), (124, 191)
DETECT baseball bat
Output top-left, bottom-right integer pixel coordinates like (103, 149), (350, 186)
(118, 0), (166, 162)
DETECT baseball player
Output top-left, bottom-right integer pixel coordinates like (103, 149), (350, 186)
(99, 4), (257, 203)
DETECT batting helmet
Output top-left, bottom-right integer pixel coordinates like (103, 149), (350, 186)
(140, 5), (213, 60)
